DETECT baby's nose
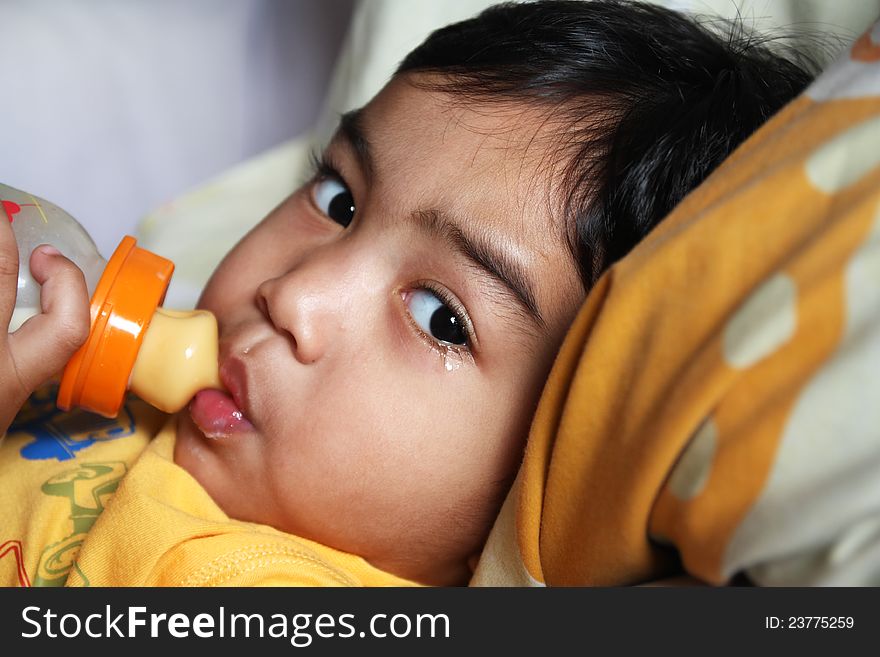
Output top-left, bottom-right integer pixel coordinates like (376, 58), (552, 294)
(256, 277), (326, 364)
(254, 250), (372, 365)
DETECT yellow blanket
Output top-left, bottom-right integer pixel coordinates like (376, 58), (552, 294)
(472, 21), (880, 586)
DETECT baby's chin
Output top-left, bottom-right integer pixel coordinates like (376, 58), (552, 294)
(172, 411), (209, 469)
(171, 412), (246, 519)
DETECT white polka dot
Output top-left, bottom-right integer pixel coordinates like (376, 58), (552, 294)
(806, 58), (880, 102)
(807, 23), (880, 102)
(723, 273), (797, 369)
(806, 115), (880, 193)
(668, 418), (717, 501)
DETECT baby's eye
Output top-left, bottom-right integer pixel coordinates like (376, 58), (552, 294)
(312, 176), (355, 227)
(405, 288), (468, 347)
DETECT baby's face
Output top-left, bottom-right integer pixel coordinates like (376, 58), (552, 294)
(174, 75), (584, 584)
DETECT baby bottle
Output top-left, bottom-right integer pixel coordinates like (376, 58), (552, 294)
(2, 182), (222, 417)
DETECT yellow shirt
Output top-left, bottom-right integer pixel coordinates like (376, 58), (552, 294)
(0, 388), (417, 587)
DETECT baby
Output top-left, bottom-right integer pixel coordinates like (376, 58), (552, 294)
(0, 0), (814, 586)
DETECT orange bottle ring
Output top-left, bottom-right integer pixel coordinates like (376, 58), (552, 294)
(57, 236), (174, 417)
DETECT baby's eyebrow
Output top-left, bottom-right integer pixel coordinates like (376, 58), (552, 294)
(411, 208), (547, 333)
(337, 109), (374, 180)
(335, 108), (546, 333)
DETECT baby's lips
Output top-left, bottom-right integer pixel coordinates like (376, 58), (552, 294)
(219, 356), (251, 415)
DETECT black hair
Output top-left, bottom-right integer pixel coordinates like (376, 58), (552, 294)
(397, 0), (818, 287)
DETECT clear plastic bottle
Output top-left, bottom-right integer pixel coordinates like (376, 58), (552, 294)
(2, 182), (222, 417)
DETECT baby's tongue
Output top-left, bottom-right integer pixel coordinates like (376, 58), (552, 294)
(189, 389), (254, 439)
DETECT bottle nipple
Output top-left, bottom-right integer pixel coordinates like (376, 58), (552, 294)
(129, 308), (222, 413)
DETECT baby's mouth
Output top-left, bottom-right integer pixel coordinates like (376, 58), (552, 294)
(189, 388), (255, 439)
(188, 356), (255, 439)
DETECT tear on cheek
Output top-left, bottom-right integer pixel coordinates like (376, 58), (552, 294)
(441, 350), (464, 372)
(424, 341), (470, 373)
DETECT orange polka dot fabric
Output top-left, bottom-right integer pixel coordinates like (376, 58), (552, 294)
(472, 20), (880, 587)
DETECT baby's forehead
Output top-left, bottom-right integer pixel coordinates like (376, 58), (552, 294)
(362, 78), (573, 235)
(375, 78), (572, 169)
